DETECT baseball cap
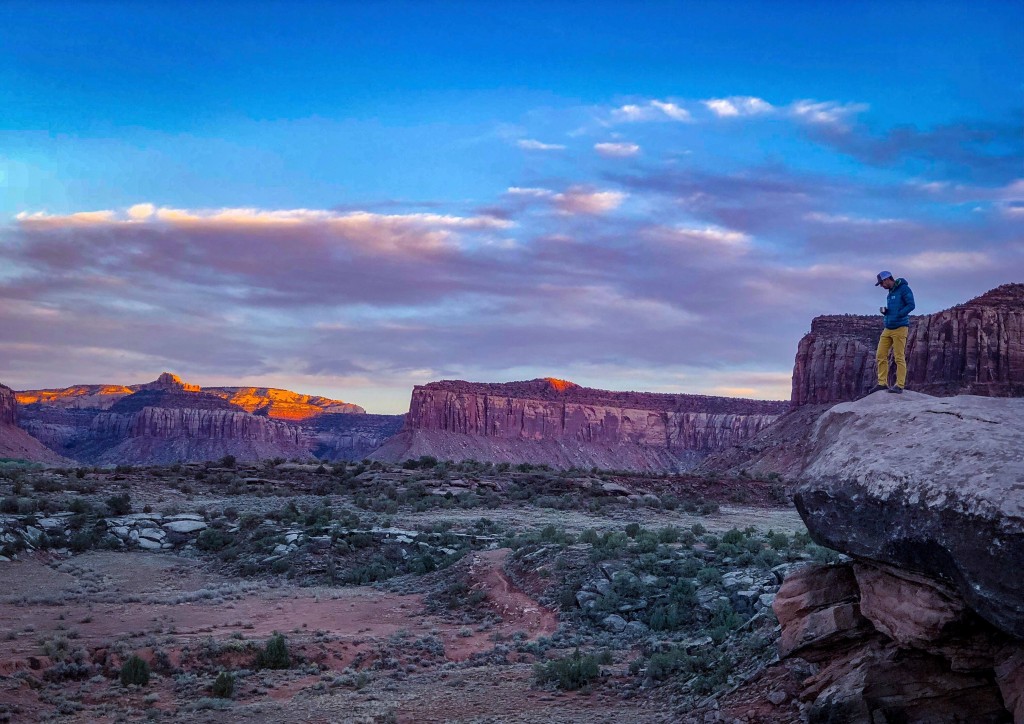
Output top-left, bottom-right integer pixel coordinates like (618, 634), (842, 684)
(875, 270), (893, 286)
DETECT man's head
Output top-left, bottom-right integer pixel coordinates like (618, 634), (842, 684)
(875, 270), (895, 289)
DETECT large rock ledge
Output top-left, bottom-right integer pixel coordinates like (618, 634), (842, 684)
(794, 391), (1024, 639)
(775, 391), (1024, 722)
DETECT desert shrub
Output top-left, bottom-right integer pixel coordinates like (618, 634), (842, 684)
(211, 670), (234, 698)
(0, 496), (18, 514)
(624, 522), (642, 538)
(120, 655), (150, 686)
(196, 528), (232, 552)
(217, 454), (236, 468)
(809, 544), (842, 564)
(105, 493), (132, 515)
(721, 528), (746, 546)
(255, 633), (290, 669)
(33, 477), (64, 492)
(768, 531), (789, 550)
(533, 649), (600, 691)
(696, 565), (722, 586)
(114, 464), (134, 474)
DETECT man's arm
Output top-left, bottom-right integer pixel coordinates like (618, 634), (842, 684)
(899, 286), (916, 316)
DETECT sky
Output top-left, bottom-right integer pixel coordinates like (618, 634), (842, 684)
(1, 1), (1022, 413)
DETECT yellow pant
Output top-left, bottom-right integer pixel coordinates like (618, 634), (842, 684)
(877, 326), (909, 388)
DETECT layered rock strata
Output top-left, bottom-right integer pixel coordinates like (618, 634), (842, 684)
(792, 283), (1024, 405)
(308, 413), (405, 461)
(371, 378), (787, 471)
(0, 383), (69, 464)
(17, 372), (362, 421)
(774, 562), (1020, 723)
(203, 387), (364, 420)
(774, 391), (1023, 722)
(18, 374), (309, 464)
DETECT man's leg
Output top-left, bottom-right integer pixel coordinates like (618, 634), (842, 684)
(876, 329), (893, 387)
(892, 326), (909, 389)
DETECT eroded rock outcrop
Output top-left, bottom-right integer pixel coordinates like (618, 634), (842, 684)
(18, 374), (309, 464)
(792, 283), (1024, 405)
(370, 378), (787, 471)
(308, 413), (404, 461)
(16, 372), (363, 421)
(0, 383), (69, 464)
(773, 391), (1023, 722)
(203, 387), (364, 420)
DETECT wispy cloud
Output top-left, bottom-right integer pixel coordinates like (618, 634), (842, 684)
(611, 99), (691, 123)
(516, 138), (566, 151)
(594, 142), (641, 158)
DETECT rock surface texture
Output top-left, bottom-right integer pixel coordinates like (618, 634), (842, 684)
(17, 374), (312, 464)
(774, 391), (1023, 722)
(792, 283), (1024, 406)
(0, 383), (69, 463)
(370, 378), (787, 471)
(17, 372), (362, 421)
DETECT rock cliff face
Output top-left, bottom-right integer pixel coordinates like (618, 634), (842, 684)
(772, 391), (1023, 722)
(16, 372), (363, 421)
(308, 414), (405, 461)
(203, 387), (364, 420)
(792, 283), (1024, 405)
(371, 378), (787, 471)
(17, 374), (310, 464)
(86, 406), (309, 465)
(0, 383), (70, 463)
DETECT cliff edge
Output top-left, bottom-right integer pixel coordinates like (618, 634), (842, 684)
(772, 391), (1023, 722)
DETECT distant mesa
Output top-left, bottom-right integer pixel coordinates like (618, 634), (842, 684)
(0, 383), (71, 464)
(13, 372), (388, 465)
(17, 371), (364, 421)
(370, 378), (788, 472)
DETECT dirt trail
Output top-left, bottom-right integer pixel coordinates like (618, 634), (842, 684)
(467, 548), (559, 638)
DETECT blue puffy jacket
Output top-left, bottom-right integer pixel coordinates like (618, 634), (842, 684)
(884, 278), (915, 329)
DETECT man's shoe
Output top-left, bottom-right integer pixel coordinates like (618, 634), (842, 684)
(869, 385), (889, 394)
(888, 386), (904, 394)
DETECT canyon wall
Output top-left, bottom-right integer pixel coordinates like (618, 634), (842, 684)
(15, 373), (386, 464)
(203, 387), (364, 420)
(16, 372), (363, 422)
(792, 283), (1024, 405)
(371, 378), (787, 471)
(0, 383), (69, 463)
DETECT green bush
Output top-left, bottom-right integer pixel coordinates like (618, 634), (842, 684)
(211, 670), (234, 698)
(255, 633), (290, 669)
(105, 493), (132, 515)
(196, 528), (232, 552)
(533, 649), (601, 690)
(120, 655), (150, 686)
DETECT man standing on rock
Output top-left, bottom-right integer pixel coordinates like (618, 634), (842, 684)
(872, 271), (915, 394)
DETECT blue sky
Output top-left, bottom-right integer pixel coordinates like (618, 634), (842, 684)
(1, 1), (1022, 412)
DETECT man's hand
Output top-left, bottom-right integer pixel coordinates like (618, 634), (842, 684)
(879, 307), (888, 315)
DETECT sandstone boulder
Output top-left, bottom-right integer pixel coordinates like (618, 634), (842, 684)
(795, 391), (1024, 639)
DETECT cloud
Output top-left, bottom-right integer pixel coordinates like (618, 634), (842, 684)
(516, 139), (566, 151)
(789, 100), (868, 127)
(703, 96), (774, 118)
(805, 116), (1024, 183)
(611, 100), (691, 123)
(594, 142), (640, 158)
(553, 187), (626, 215)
